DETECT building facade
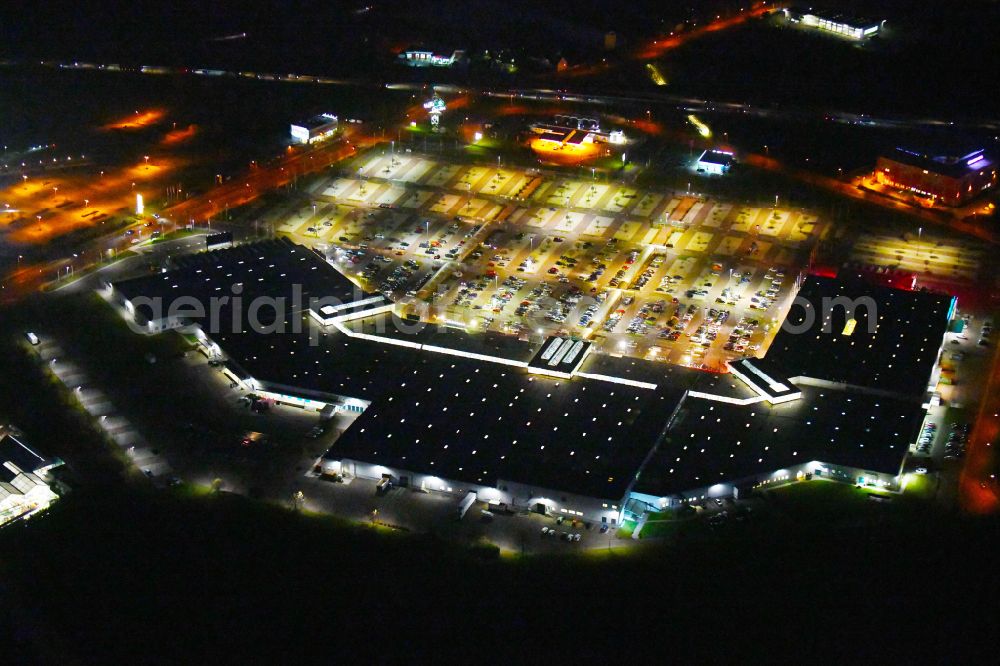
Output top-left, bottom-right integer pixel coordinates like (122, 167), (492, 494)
(875, 147), (997, 205)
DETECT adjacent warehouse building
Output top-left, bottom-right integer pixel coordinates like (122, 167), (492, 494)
(529, 116), (626, 146)
(290, 113), (339, 144)
(630, 275), (954, 512)
(875, 145), (997, 206)
(111, 244), (954, 525)
(0, 428), (62, 526)
(783, 6), (885, 40)
(695, 150), (735, 175)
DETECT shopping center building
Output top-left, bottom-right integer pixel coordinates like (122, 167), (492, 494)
(109, 242), (954, 525)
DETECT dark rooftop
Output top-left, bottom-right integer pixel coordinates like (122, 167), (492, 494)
(0, 433), (48, 476)
(633, 386), (923, 497)
(788, 6), (882, 29)
(294, 114), (338, 130)
(765, 276), (952, 398)
(113, 238), (373, 327)
(211, 311), (697, 498)
(697, 150), (735, 167)
(112, 249), (950, 502)
(882, 146), (994, 180)
(329, 355), (691, 499)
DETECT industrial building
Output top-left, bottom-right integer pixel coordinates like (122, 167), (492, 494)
(783, 6), (885, 40)
(695, 150), (735, 175)
(0, 427), (61, 526)
(106, 238), (387, 334)
(529, 116), (626, 147)
(629, 275), (954, 513)
(110, 243), (954, 525)
(875, 146), (997, 206)
(290, 113), (339, 144)
(397, 48), (467, 68)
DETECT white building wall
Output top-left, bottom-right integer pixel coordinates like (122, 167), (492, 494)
(319, 458), (623, 523)
(500, 479), (624, 525)
(637, 459), (902, 509)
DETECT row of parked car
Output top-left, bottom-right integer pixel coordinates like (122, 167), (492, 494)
(978, 319), (993, 346)
(540, 526), (582, 542)
(944, 422), (970, 459)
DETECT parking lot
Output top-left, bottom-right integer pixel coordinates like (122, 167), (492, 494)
(851, 232), (984, 283)
(268, 149), (825, 369)
(912, 313), (995, 463)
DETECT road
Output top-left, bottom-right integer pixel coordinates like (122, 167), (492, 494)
(959, 337), (1000, 513)
(163, 135), (364, 226)
(1, 128), (380, 304)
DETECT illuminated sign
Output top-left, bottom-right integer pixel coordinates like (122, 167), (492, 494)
(135, 193), (144, 216)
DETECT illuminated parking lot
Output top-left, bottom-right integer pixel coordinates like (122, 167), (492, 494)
(272, 150), (826, 370)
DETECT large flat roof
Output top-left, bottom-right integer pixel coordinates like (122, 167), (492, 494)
(765, 276), (952, 398)
(0, 433), (48, 476)
(293, 114), (338, 130)
(141, 260), (699, 499)
(697, 150), (735, 167)
(113, 251), (950, 502)
(788, 6), (882, 29)
(633, 385), (923, 497)
(329, 354), (692, 499)
(213, 314), (697, 499)
(882, 146), (994, 180)
(113, 238), (373, 327)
